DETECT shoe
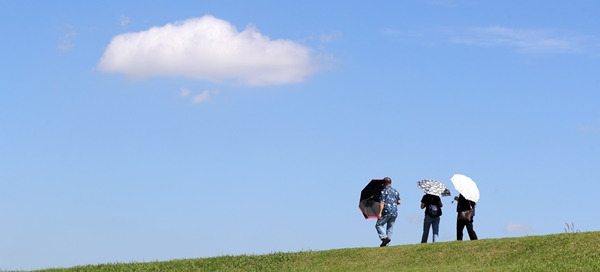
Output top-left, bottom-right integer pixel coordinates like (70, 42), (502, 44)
(380, 238), (391, 247)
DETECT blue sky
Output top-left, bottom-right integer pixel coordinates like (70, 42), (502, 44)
(1, 0), (599, 270)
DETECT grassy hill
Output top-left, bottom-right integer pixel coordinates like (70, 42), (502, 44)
(37, 231), (600, 272)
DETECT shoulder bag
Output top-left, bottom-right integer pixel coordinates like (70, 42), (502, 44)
(458, 202), (473, 221)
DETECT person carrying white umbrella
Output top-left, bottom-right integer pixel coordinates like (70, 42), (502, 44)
(451, 174), (479, 241)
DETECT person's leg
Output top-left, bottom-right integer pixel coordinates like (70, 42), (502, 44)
(375, 215), (390, 240)
(421, 215), (432, 243)
(456, 218), (465, 240)
(466, 219), (478, 240)
(386, 215), (397, 240)
(432, 216), (440, 242)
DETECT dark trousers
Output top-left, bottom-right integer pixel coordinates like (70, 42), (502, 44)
(457, 218), (478, 240)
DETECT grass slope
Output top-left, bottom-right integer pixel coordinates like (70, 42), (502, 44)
(37, 231), (600, 272)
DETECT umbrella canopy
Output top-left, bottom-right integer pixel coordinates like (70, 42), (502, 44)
(417, 179), (451, 197)
(359, 179), (385, 219)
(450, 174), (480, 202)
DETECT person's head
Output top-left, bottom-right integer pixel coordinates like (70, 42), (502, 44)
(383, 177), (392, 186)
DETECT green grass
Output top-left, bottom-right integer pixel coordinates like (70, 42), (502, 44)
(36, 231), (600, 272)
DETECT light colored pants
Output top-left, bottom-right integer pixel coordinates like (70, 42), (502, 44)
(375, 213), (397, 240)
(421, 215), (440, 243)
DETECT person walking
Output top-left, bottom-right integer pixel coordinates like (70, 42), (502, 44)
(455, 194), (478, 240)
(420, 193), (443, 243)
(376, 177), (401, 247)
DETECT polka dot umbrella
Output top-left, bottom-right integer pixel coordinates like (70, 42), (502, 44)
(417, 179), (451, 197)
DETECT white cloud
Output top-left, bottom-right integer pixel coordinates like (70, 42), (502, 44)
(179, 87), (191, 97)
(98, 15), (323, 86)
(319, 31), (342, 43)
(579, 117), (600, 132)
(383, 25), (598, 55)
(454, 26), (587, 54)
(58, 25), (77, 51)
(504, 222), (532, 233)
(179, 87), (219, 104)
(192, 90), (212, 103)
(578, 124), (597, 132)
(120, 15), (130, 27)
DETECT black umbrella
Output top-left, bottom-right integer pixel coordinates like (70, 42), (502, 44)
(359, 178), (385, 219)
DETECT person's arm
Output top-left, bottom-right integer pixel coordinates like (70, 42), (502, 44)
(439, 200), (443, 208)
(420, 202), (425, 209)
(378, 201), (385, 219)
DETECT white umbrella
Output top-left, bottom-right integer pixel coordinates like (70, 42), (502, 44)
(417, 179), (451, 197)
(450, 174), (480, 202)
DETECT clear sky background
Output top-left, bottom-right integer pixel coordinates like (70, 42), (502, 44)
(1, 0), (599, 270)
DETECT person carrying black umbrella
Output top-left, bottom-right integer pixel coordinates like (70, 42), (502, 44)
(375, 177), (402, 247)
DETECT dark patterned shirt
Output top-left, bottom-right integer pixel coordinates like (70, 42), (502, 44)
(380, 186), (401, 216)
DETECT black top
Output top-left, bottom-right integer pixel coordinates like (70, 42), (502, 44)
(456, 194), (476, 217)
(421, 194), (442, 216)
